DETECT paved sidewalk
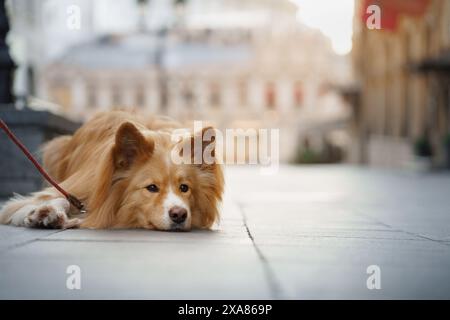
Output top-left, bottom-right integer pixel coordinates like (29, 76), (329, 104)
(1, 165), (450, 299)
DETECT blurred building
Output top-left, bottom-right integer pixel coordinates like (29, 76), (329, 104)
(8, 0), (352, 162)
(352, 0), (450, 168)
(6, 0), (97, 102)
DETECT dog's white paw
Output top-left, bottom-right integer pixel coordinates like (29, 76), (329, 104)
(23, 198), (79, 229)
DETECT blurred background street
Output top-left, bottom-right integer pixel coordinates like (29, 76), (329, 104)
(1, 0), (450, 299)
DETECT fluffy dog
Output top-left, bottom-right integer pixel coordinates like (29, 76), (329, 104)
(0, 111), (224, 231)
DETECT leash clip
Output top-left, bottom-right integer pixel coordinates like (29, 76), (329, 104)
(66, 194), (87, 214)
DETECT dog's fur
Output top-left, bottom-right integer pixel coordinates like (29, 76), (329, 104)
(0, 111), (224, 231)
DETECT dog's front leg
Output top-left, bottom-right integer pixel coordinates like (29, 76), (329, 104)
(1, 195), (82, 229)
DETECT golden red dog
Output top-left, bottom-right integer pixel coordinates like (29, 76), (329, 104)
(0, 111), (224, 231)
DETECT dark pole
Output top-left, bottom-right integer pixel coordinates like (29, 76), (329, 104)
(0, 0), (15, 105)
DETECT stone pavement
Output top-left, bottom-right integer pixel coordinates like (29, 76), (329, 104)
(1, 165), (450, 299)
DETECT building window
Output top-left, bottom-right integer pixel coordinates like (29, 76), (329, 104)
(87, 85), (97, 109)
(111, 85), (122, 106)
(265, 82), (276, 110)
(293, 82), (303, 108)
(318, 84), (329, 97)
(136, 86), (145, 108)
(183, 84), (194, 108)
(239, 79), (247, 107)
(210, 82), (221, 108)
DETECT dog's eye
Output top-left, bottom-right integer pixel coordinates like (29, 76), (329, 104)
(146, 184), (159, 193)
(179, 184), (189, 193)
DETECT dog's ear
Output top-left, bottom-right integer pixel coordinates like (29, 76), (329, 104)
(113, 122), (154, 169)
(180, 126), (217, 167)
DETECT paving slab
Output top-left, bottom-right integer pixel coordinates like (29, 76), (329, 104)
(0, 224), (61, 252)
(257, 238), (450, 299)
(0, 197), (268, 299)
(227, 165), (450, 299)
(0, 240), (271, 299)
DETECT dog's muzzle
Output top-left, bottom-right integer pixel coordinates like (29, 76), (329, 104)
(168, 206), (190, 231)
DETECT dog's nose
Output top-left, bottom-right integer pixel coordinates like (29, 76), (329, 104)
(169, 206), (187, 224)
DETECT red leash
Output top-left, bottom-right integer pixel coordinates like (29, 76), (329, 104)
(0, 119), (86, 212)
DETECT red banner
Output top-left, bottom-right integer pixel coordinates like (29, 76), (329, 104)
(362, 0), (431, 31)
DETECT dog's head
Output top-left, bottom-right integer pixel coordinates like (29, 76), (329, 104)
(86, 122), (223, 231)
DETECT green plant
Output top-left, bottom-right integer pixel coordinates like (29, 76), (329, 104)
(291, 145), (322, 164)
(444, 133), (450, 146)
(414, 136), (433, 157)
(299, 149), (321, 164)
